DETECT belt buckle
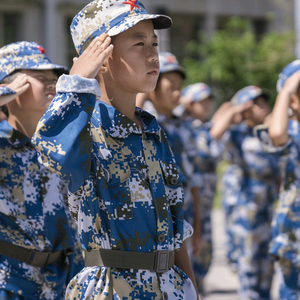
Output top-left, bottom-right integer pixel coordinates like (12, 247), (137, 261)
(153, 250), (170, 273)
(28, 251), (50, 267)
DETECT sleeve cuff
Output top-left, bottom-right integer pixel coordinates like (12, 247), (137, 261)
(183, 219), (194, 241)
(56, 74), (101, 99)
(0, 86), (16, 96)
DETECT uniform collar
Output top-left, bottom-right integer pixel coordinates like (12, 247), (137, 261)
(0, 120), (31, 147)
(94, 101), (161, 139)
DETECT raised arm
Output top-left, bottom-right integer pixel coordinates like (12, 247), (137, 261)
(32, 35), (114, 192)
(269, 71), (300, 146)
(210, 101), (253, 140)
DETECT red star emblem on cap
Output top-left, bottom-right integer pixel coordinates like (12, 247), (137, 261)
(36, 44), (46, 54)
(167, 56), (176, 64)
(123, 0), (139, 11)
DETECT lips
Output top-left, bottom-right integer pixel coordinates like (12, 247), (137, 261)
(148, 69), (159, 76)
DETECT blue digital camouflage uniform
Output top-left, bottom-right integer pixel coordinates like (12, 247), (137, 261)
(144, 101), (202, 292)
(0, 87), (84, 299)
(178, 82), (222, 291)
(190, 119), (222, 290)
(222, 122), (280, 300)
(32, 75), (197, 300)
(220, 162), (244, 266)
(256, 119), (300, 300)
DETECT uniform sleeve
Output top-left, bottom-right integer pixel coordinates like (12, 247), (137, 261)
(254, 124), (292, 155)
(0, 86), (16, 96)
(184, 122), (202, 188)
(32, 74), (101, 193)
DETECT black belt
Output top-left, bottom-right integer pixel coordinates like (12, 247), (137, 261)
(84, 249), (175, 273)
(0, 240), (73, 267)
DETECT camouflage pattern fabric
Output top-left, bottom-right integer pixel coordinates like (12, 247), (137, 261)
(221, 164), (244, 266)
(221, 123), (280, 300)
(32, 75), (196, 300)
(256, 120), (300, 298)
(190, 119), (223, 290)
(144, 102), (203, 292)
(0, 86), (84, 299)
(0, 42), (68, 82)
(70, 0), (172, 56)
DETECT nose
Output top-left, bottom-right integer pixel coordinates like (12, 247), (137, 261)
(46, 79), (57, 89)
(148, 46), (158, 63)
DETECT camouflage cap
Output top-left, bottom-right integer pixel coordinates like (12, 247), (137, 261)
(71, 0), (172, 55)
(181, 83), (212, 104)
(276, 60), (300, 93)
(0, 41), (69, 82)
(159, 52), (186, 79)
(230, 85), (269, 105)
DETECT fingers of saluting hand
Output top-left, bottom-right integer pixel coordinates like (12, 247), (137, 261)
(7, 73), (30, 96)
(70, 33), (114, 78)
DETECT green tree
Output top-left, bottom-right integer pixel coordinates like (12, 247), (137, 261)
(182, 17), (296, 107)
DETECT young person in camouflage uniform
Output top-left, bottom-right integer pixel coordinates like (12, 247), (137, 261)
(255, 60), (300, 300)
(217, 86), (280, 300)
(141, 53), (202, 293)
(0, 41), (84, 300)
(32, 1), (199, 299)
(178, 83), (223, 293)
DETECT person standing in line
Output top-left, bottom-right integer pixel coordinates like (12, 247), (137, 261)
(0, 41), (84, 300)
(177, 83), (223, 294)
(212, 86), (280, 300)
(32, 1), (199, 299)
(255, 60), (300, 300)
(143, 52), (203, 288)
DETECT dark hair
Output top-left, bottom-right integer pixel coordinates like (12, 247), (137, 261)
(0, 70), (22, 84)
(0, 106), (8, 118)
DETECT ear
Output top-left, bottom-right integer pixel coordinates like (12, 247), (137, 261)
(99, 59), (109, 74)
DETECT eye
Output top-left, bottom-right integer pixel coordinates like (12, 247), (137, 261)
(35, 75), (45, 80)
(153, 42), (158, 47)
(135, 42), (144, 46)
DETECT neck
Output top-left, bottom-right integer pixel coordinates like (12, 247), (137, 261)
(156, 107), (173, 119)
(8, 111), (42, 139)
(99, 84), (143, 128)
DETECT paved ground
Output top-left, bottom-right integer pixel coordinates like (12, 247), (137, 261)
(200, 209), (279, 300)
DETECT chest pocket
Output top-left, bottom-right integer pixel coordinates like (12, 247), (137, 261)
(159, 160), (182, 205)
(0, 167), (25, 217)
(103, 159), (133, 220)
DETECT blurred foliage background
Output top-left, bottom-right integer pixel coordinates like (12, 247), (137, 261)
(181, 17), (296, 108)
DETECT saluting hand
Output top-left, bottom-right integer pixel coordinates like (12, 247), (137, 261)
(0, 73), (30, 106)
(280, 70), (300, 97)
(70, 33), (114, 79)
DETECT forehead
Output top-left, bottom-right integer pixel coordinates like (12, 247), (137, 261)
(113, 20), (156, 41)
(20, 69), (57, 77)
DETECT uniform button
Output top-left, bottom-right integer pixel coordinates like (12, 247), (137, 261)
(158, 234), (165, 243)
(170, 178), (178, 186)
(163, 292), (168, 300)
(41, 187), (47, 195)
(0, 179), (5, 186)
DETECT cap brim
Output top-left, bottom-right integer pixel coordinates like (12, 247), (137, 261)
(33, 64), (69, 74)
(107, 13), (172, 37)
